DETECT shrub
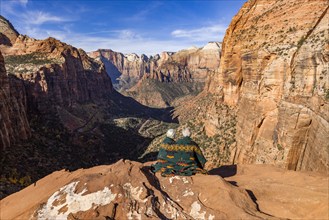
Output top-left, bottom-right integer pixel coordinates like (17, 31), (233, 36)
(325, 89), (329, 101)
(4, 52), (58, 66)
(297, 36), (305, 48)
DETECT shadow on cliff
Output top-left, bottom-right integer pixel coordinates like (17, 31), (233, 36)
(108, 91), (178, 123)
(0, 75), (178, 199)
(0, 121), (156, 199)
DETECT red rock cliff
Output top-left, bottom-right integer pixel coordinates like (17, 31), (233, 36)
(89, 42), (221, 91)
(1, 35), (113, 113)
(204, 0), (329, 172)
(0, 51), (30, 149)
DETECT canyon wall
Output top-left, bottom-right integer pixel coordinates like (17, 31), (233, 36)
(89, 42), (221, 107)
(0, 16), (18, 46)
(0, 51), (30, 150)
(203, 0), (329, 172)
(89, 42), (221, 91)
(1, 36), (113, 113)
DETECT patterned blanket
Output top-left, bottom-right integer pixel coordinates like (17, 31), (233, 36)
(152, 137), (207, 176)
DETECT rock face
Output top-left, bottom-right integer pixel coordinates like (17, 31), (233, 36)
(1, 36), (113, 113)
(0, 15), (19, 46)
(88, 43), (221, 107)
(89, 42), (221, 89)
(1, 160), (328, 219)
(213, 164), (329, 219)
(0, 51), (30, 150)
(146, 42), (222, 84)
(196, 0), (329, 172)
(97, 42), (221, 87)
(88, 49), (148, 90)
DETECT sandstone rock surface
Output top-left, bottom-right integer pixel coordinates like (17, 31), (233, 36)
(1, 160), (328, 220)
(0, 15), (18, 46)
(186, 0), (329, 172)
(1, 35), (113, 112)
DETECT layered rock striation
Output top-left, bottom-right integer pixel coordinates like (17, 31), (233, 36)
(0, 51), (30, 150)
(200, 0), (329, 172)
(1, 35), (113, 113)
(89, 43), (221, 107)
(89, 42), (221, 90)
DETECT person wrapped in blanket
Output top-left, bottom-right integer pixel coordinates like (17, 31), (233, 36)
(152, 128), (207, 176)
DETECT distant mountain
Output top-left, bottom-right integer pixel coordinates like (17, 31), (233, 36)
(89, 42), (221, 107)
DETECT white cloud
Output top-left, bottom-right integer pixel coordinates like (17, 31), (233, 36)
(116, 30), (141, 40)
(0, 0), (26, 15)
(125, 1), (163, 22)
(66, 36), (203, 56)
(0, 0), (225, 56)
(18, 0), (28, 6)
(171, 25), (226, 41)
(22, 11), (70, 25)
(21, 24), (217, 56)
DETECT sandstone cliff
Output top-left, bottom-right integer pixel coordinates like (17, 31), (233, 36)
(88, 43), (221, 107)
(187, 0), (329, 172)
(0, 51), (30, 150)
(0, 15), (18, 46)
(1, 160), (327, 219)
(89, 42), (221, 90)
(1, 35), (113, 112)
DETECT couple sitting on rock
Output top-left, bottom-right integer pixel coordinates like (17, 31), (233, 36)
(152, 128), (207, 177)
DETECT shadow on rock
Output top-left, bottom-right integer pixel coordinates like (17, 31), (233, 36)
(208, 165), (237, 177)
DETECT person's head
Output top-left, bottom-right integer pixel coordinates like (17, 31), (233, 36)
(182, 127), (191, 137)
(166, 129), (175, 139)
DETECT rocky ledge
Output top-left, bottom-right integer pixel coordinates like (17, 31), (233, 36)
(1, 160), (327, 219)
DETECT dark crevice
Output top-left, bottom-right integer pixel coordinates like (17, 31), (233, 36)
(246, 189), (275, 217)
(140, 166), (192, 219)
(290, 5), (329, 73)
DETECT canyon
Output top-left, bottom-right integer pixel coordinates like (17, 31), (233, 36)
(89, 42), (221, 108)
(0, 0), (328, 217)
(0, 16), (176, 199)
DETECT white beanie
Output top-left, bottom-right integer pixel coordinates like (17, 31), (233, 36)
(166, 129), (175, 138)
(182, 127), (191, 137)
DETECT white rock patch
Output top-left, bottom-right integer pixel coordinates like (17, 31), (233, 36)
(123, 183), (147, 203)
(201, 42), (221, 51)
(127, 210), (142, 220)
(190, 201), (206, 220)
(183, 189), (194, 197)
(182, 177), (189, 184)
(169, 176), (181, 183)
(165, 202), (180, 219)
(36, 181), (117, 220)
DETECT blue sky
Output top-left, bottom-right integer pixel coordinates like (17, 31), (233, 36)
(0, 0), (245, 55)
